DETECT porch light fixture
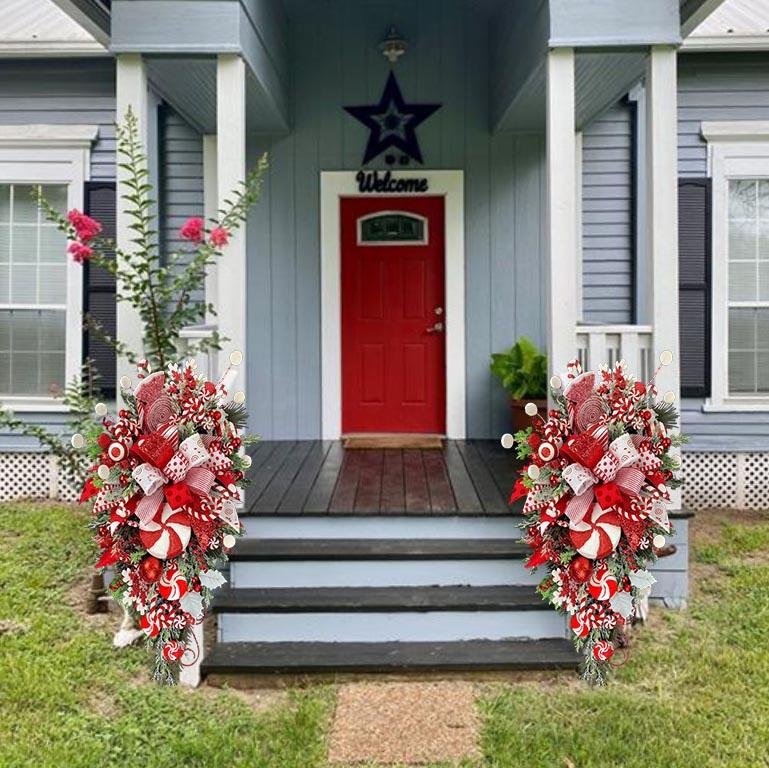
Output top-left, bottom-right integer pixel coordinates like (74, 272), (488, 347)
(380, 26), (407, 64)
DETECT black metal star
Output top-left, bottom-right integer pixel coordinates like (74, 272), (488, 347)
(344, 71), (441, 165)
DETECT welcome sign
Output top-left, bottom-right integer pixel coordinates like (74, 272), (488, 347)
(356, 170), (430, 194)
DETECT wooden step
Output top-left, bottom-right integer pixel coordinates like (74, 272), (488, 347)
(229, 538), (529, 561)
(213, 585), (543, 613)
(202, 639), (581, 676)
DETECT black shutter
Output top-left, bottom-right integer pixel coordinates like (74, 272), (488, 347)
(678, 178), (711, 398)
(83, 182), (117, 399)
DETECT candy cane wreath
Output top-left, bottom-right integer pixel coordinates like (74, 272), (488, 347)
(73, 355), (252, 684)
(510, 357), (682, 684)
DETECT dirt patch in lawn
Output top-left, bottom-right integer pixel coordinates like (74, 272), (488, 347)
(328, 680), (479, 765)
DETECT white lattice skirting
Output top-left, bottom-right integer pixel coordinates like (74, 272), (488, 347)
(683, 452), (769, 510)
(0, 451), (767, 511)
(0, 453), (79, 502)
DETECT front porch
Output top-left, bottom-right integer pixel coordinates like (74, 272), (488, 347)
(243, 440), (517, 516)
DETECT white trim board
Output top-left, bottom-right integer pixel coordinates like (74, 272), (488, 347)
(320, 170), (466, 440)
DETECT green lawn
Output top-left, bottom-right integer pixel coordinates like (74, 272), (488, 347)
(1, 502), (768, 767)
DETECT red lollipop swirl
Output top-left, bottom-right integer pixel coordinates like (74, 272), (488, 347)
(146, 395), (179, 433)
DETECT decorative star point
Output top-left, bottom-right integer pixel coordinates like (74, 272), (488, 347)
(344, 71), (441, 165)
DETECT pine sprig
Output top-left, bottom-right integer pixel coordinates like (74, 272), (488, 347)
(652, 400), (679, 430)
(221, 401), (249, 430)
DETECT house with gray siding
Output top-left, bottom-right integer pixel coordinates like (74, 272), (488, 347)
(0, 0), (754, 679)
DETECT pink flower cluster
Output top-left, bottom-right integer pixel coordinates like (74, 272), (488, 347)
(179, 217), (230, 248)
(66, 209), (102, 263)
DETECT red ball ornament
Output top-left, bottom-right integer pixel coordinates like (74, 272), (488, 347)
(527, 433), (542, 450)
(568, 555), (593, 583)
(97, 433), (111, 450)
(138, 555), (163, 583)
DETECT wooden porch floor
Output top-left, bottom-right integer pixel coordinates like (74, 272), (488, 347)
(243, 440), (521, 516)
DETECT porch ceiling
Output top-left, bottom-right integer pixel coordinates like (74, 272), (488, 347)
(145, 55), (285, 136)
(493, 0), (722, 132)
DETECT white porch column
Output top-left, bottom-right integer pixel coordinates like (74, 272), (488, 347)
(203, 134), (218, 325)
(546, 48), (579, 376)
(115, 53), (149, 391)
(646, 45), (681, 508)
(215, 55), (247, 390)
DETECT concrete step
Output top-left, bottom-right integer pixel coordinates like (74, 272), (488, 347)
(202, 638), (581, 677)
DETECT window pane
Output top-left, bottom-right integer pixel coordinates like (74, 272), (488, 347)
(39, 352), (65, 396)
(0, 352), (9, 393)
(11, 224), (37, 264)
(729, 308), (755, 350)
(730, 180), (757, 219)
(729, 261), (756, 301)
(0, 224), (8, 263)
(760, 220), (769, 260)
(41, 185), (67, 215)
(0, 311), (9, 351)
(360, 214), (426, 243)
(0, 185), (9, 223)
(11, 351), (39, 394)
(38, 226), (66, 264)
(11, 264), (37, 303)
(13, 185), (40, 224)
(11, 311), (37, 350)
(759, 352), (769, 393)
(760, 262), (769, 302)
(38, 265), (66, 303)
(0, 265), (8, 303)
(729, 219), (755, 262)
(0, 309), (65, 396)
(758, 309), (769, 350)
(729, 350), (756, 392)
(38, 310), (65, 351)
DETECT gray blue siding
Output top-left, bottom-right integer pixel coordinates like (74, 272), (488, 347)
(247, 0), (547, 441)
(581, 100), (635, 324)
(159, 106), (204, 303)
(679, 53), (769, 177)
(0, 59), (115, 181)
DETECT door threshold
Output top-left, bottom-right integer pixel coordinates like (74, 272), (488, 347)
(343, 434), (445, 449)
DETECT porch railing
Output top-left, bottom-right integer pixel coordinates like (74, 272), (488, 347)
(576, 324), (653, 381)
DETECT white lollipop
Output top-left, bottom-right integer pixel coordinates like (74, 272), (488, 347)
(94, 402), (107, 417)
(70, 433), (85, 449)
(229, 350), (243, 366)
(500, 433), (515, 450)
(524, 402), (538, 417)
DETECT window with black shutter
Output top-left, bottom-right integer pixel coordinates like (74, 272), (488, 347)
(678, 178), (712, 398)
(83, 182), (117, 399)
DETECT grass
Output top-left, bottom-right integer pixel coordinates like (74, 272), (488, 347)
(0, 502), (332, 768)
(1, 502), (769, 767)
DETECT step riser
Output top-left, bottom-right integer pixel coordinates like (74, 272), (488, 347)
(230, 559), (537, 588)
(218, 610), (567, 643)
(241, 516), (521, 540)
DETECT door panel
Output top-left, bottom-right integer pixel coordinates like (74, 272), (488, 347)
(341, 196), (445, 434)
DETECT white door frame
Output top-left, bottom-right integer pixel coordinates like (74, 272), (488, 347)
(320, 170), (466, 439)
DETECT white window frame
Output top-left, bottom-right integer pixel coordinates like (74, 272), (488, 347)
(703, 121), (769, 412)
(0, 125), (98, 411)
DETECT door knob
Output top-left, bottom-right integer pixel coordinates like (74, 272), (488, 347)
(434, 306), (443, 315)
(426, 322), (444, 333)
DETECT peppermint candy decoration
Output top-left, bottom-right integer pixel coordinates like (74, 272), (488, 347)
(569, 504), (622, 560)
(592, 640), (615, 661)
(146, 395), (179, 432)
(588, 565), (619, 601)
(158, 566), (189, 600)
(139, 505), (191, 559)
(161, 640), (186, 663)
(570, 612), (590, 638)
(537, 441), (558, 462)
(107, 441), (127, 462)
(576, 395), (608, 432)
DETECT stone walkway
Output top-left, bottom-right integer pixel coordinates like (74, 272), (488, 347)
(327, 681), (479, 765)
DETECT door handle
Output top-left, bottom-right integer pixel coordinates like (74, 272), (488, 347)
(426, 322), (444, 334)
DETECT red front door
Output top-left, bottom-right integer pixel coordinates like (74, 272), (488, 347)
(341, 196), (446, 434)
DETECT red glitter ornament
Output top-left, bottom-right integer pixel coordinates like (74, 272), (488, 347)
(139, 555), (163, 583)
(568, 555), (593, 583)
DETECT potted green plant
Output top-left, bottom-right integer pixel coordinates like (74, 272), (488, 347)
(490, 337), (548, 433)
